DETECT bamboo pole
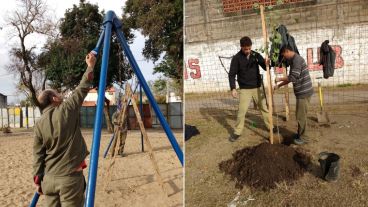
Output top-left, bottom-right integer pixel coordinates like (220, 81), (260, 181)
(103, 87), (130, 191)
(260, 5), (274, 144)
(102, 84), (169, 206)
(126, 84), (168, 196)
(127, 83), (170, 206)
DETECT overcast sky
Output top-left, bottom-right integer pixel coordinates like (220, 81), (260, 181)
(0, 0), (159, 104)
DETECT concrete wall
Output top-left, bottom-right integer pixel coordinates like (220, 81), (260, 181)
(184, 0), (368, 93)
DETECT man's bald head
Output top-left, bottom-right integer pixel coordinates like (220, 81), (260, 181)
(37, 89), (61, 111)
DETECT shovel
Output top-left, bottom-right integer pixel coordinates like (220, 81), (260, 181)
(316, 78), (330, 124)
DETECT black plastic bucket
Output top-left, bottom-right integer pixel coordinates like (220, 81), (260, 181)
(318, 152), (340, 182)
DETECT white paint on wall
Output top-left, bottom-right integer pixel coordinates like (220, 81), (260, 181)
(184, 24), (368, 93)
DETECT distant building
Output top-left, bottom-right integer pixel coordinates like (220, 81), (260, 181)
(167, 92), (182, 103)
(82, 87), (116, 107)
(0, 93), (7, 108)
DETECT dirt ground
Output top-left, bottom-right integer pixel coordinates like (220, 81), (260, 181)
(0, 128), (183, 207)
(219, 143), (311, 191)
(185, 100), (368, 206)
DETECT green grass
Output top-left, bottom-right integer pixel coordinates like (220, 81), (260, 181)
(337, 83), (354, 88)
(336, 83), (364, 88)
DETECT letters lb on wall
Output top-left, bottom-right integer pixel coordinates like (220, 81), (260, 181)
(307, 45), (344, 71)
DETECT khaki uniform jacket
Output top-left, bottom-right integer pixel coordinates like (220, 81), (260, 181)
(33, 67), (93, 177)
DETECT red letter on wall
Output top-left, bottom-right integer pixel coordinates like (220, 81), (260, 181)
(332, 45), (344, 68)
(307, 45), (344, 71)
(307, 48), (322, 71)
(188, 58), (201, 79)
(184, 64), (189, 80)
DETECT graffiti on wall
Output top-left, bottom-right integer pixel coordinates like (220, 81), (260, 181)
(185, 45), (345, 80)
(307, 45), (344, 70)
(185, 58), (201, 80)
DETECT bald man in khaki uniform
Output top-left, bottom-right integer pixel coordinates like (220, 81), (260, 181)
(33, 52), (96, 207)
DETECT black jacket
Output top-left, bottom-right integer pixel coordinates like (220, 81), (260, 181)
(270, 25), (299, 67)
(229, 50), (266, 90)
(320, 40), (335, 79)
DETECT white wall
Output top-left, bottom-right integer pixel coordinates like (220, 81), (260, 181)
(184, 23), (368, 93)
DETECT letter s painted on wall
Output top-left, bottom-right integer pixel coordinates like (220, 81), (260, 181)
(185, 59), (202, 79)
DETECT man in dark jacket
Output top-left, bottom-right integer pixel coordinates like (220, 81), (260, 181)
(228, 36), (272, 142)
(274, 45), (314, 145)
(33, 52), (96, 206)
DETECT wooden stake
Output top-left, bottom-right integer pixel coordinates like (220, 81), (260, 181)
(103, 83), (170, 206)
(260, 5), (274, 144)
(103, 87), (130, 191)
(127, 84), (170, 204)
(282, 66), (290, 121)
(109, 88), (130, 157)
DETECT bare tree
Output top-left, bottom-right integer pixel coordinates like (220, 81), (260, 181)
(5, 0), (56, 108)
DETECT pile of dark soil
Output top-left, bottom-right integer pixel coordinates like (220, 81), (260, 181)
(219, 142), (311, 190)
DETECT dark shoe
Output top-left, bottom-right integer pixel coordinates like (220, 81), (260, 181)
(294, 138), (305, 145)
(229, 134), (240, 142)
(293, 134), (305, 145)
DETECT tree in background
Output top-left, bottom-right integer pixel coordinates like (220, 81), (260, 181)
(5, 0), (56, 109)
(122, 0), (183, 83)
(148, 76), (182, 104)
(19, 96), (34, 107)
(39, 0), (134, 131)
(40, 0), (134, 90)
(149, 77), (167, 96)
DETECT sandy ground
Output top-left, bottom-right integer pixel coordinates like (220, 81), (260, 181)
(186, 102), (368, 206)
(0, 128), (183, 207)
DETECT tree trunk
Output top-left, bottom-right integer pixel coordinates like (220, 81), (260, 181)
(104, 97), (113, 133)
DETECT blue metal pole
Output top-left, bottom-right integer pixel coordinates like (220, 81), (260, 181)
(114, 25), (184, 166)
(140, 84), (144, 152)
(85, 11), (114, 207)
(103, 133), (115, 158)
(27, 21), (108, 207)
(91, 28), (105, 55)
(29, 192), (39, 207)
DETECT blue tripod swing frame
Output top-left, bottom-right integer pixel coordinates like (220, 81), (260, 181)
(29, 10), (183, 207)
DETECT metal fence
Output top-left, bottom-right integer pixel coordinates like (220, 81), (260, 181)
(151, 102), (183, 129)
(185, 0), (368, 119)
(0, 107), (41, 128)
(0, 103), (183, 129)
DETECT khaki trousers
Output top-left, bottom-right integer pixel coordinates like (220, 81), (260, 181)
(234, 88), (271, 135)
(41, 171), (85, 207)
(296, 97), (311, 138)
